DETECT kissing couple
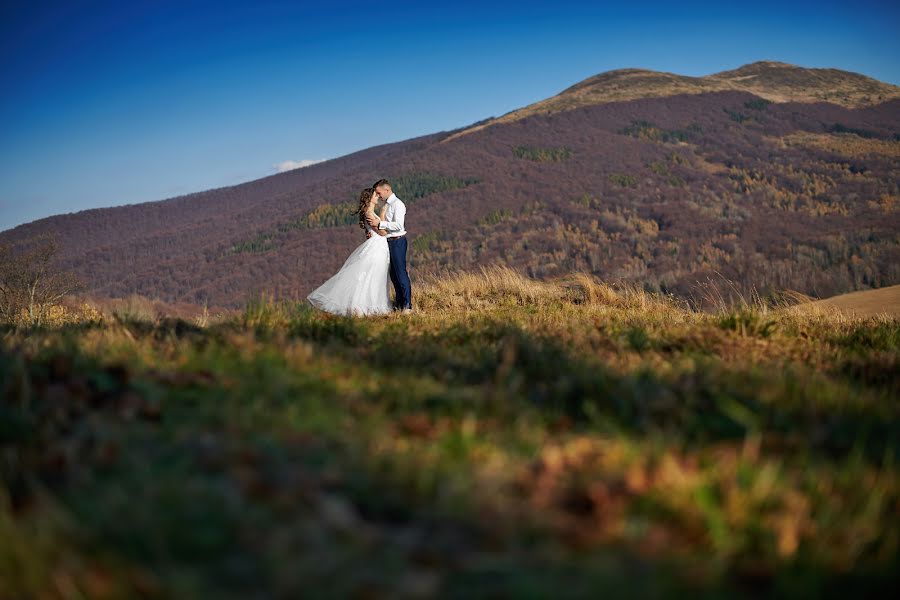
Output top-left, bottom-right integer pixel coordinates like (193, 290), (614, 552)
(307, 178), (413, 316)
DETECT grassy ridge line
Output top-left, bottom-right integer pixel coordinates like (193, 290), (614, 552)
(1, 267), (898, 598)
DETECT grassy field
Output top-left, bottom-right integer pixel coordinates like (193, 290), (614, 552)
(1, 268), (898, 598)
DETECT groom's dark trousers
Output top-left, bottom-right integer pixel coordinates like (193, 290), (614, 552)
(387, 235), (412, 310)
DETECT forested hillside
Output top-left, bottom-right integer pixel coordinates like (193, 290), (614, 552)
(2, 62), (898, 307)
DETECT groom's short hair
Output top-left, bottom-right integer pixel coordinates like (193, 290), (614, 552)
(373, 178), (391, 189)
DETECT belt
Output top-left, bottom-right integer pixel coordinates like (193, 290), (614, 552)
(387, 235), (406, 242)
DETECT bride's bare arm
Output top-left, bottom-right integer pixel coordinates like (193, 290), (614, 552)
(369, 211), (388, 236)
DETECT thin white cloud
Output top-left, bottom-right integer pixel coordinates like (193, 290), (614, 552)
(274, 159), (325, 173)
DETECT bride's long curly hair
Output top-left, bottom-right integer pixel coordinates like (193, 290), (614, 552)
(357, 187), (375, 230)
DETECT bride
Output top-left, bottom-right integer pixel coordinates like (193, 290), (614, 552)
(307, 188), (392, 316)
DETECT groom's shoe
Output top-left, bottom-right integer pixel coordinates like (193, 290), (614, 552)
(401, 308), (413, 314)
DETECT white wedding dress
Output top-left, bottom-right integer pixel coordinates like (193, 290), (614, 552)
(307, 220), (392, 316)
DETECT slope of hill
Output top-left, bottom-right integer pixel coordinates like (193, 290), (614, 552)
(800, 283), (900, 317)
(1, 61), (899, 308)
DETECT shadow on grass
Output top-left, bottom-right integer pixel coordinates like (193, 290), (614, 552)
(275, 311), (899, 465)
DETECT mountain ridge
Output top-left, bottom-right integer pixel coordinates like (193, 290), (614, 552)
(442, 60), (900, 141)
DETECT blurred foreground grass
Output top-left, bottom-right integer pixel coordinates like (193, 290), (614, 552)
(1, 268), (898, 598)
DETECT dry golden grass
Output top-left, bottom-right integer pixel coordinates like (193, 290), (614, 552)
(9, 302), (104, 327)
(770, 131), (900, 158)
(790, 284), (900, 318)
(415, 265), (686, 315)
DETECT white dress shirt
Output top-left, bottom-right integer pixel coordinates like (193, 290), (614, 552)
(378, 193), (407, 238)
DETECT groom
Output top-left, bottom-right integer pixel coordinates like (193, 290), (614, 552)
(367, 178), (412, 312)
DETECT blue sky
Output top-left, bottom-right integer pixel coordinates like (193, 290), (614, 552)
(1, 0), (898, 232)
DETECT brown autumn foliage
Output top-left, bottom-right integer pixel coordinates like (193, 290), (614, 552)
(0, 235), (82, 325)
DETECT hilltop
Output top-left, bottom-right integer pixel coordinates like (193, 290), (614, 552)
(445, 60), (900, 140)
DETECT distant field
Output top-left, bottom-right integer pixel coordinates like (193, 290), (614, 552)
(801, 284), (900, 317)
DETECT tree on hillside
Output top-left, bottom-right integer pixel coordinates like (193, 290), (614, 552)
(0, 235), (82, 326)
